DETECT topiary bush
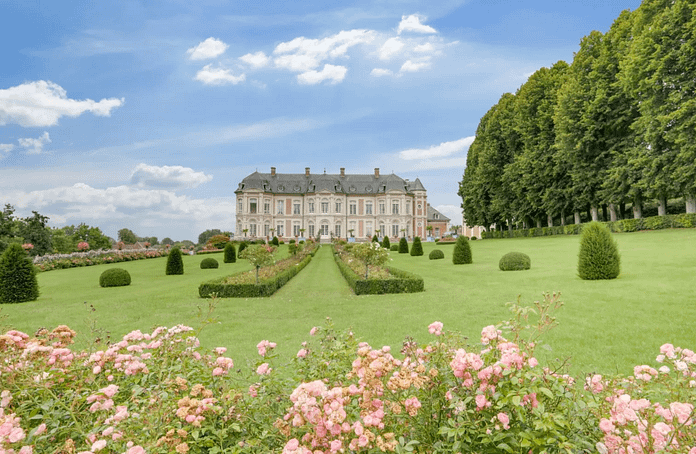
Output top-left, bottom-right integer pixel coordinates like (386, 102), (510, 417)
(399, 237), (409, 254)
(166, 247), (184, 275)
(200, 258), (219, 269)
(578, 221), (621, 280)
(271, 236), (279, 246)
(372, 234), (379, 243)
(499, 252), (531, 271)
(390, 244), (399, 251)
(429, 249), (444, 260)
(224, 242), (236, 263)
(410, 237), (423, 256)
(99, 268), (131, 287)
(237, 241), (248, 254)
(452, 236), (472, 264)
(0, 243), (40, 304)
(381, 236), (390, 249)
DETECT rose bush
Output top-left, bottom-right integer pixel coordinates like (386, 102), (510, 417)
(0, 294), (694, 453)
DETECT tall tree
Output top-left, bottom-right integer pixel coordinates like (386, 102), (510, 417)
(117, 228), (138, 244)
(20, 211), (52, 256)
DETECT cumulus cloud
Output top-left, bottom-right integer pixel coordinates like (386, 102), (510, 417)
(0, 143), (14, 159)
(273, 29), (375, 73)
(195, 65), (246, 85)
(19, 131), (51, 155)
(297, 64), (347, 85)
(397, 15), (437, 35)
(240, 51), (270, 68)
(0, 81), (124, 127)
(129, 163), (213, 189)
(399, 137), (475, 160)
(370, 68), (394, 77)
(379, 37), (405, 60)
(187, 37), (229, 60)
(434, 204), (463, 226)
(414, 43), (434, 53)
(400, 59), (431, 73)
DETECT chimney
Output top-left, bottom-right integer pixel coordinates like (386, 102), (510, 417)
(340, 167), (345, 177)
(271, 167), (276, 176)
(305, 167), (310, 176)
(374, 168), (380, 178)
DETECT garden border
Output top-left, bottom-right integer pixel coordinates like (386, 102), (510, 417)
(332, 247), (424, 295)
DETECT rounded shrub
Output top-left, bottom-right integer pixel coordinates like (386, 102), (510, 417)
(381, 236), (391, 249)
(410, 237), (423, 256)
(452, 236), (472, 264)
(578, 221), (621, 280)
(223, 242), (236, 263)
(499, 252), (531, 271)
(398, 237), (409, 254)
(271, 236), (279, 246)
(166, 247), (184, 275)
(0, 243), (39, 304)
(200, 258), (219, 269)
(390, 244), (399, 251)
(99, 268), (131, 287)
(429, 249), (444, 260)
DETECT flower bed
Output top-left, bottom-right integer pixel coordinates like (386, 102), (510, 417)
(1, 294), (694, 454)
(198, 244), (318, 298)
(333, 245), (424, 295)
(32, 249), (167, 272)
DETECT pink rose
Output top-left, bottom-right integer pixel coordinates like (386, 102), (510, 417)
(497, 412), (510, 429)
(310, 327), (318, 336)
(256, 363), (271, 375)
(296, 348), (307, 358)
(91, 439), (107, 451)
(428, 321), (443, 336)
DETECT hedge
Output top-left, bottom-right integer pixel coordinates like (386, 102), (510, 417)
(480, 213), (696, 239)
(332, 250), (424, 295)
(199, 248), (316, 298)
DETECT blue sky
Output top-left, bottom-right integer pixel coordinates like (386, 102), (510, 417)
(0, 0), (641, 242)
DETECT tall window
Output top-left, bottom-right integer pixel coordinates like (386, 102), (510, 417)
(392, 224), (399, 237)
(321, 202), (329, 213)
(309, 224), (315, 237)
(276, 224), (284, 237)
(249, 198), (257, 214)
(250, 224), (257, 236)
(309, 201), (315, 213)
(335, 224), (341, 237)
(293, 224), (300, 236)
(392, 202), (399, 215)
(379, 202), (385, 214)
(406, 203), (410, 215)
(277, 200), (284, 214)
(293, 202), (301, 215)
(238, 199), (243, 213)
(349, 202), (357, 215)
(335, 202), (342, 213)
(264, 201), (270, 214)
(366, 222), (373, 236)
(365, 202), (373, 215)
(320, 224), (329, 236)
(264, 224), (270, 237)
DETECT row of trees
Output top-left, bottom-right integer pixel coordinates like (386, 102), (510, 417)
(459, 0), (696, 230)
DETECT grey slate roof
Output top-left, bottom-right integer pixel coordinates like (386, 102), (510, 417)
(427, 205), (450, 222)
(235, 171), (427, 195)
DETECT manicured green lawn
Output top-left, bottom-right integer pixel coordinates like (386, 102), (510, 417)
(2, 230), (695, 376)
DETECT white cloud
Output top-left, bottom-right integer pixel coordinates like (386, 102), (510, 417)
(399, 136), (475, 160)
(397, 15), (437, 35)
(414, 43), (434, 53)
(18, 131), (51, 155)
(0, 81), (124, 127)
(195, 65), (246, 85)
(434, 204), (463, 226)
(370, 68), (394, 77)
(378, 37), (405, 60)
(273, 29), (375, 73)
(240, 51), (270, 68)
(297, 64), (347, 85)
(187, 37), (229, 60)
(400, 59), (431, 73)
(0, 143), (14, 159)
(129, 163), (213, 189)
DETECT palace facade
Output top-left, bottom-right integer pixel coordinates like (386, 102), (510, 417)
(234, 167), (448, 241)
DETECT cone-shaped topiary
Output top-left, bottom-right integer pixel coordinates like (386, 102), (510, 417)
(578, 221), (620, 280)
(99, 268), (131, 287)
(429, 249), (444, 260)
(166, 247), (184, 275)
(399, 237), (409, 254)
(452, 236), (472, 264)
(0, 243), (39, 304)
(271, 236), (279, 246)
(381, 236), (390, 249)
(224, 242), (236, 263)
(200, 258), (219, 269)
(372, 234), (379, 243)
(238, 241), (248, 254)
(499, 252), (531, 271)
(410, 237), (423, 256)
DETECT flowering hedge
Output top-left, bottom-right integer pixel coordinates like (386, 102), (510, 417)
(32, 249), (167, 273)
(1, 294), (695, 454)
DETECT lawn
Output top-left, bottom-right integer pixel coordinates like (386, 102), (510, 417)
(2, 229), (695, 376)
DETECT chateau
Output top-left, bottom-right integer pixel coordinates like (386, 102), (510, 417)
(235, 167), (450, 241)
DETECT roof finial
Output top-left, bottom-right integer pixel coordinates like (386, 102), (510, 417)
(323, 168), (326, 174)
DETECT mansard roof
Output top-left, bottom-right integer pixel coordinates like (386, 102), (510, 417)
(427, 204), (451, 222)
(235, 169), (426, 195)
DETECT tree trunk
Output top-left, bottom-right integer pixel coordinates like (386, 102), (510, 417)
(574, 211), (581, 225)
(590, 205), (599, 222)
(560, 210), (566, 226)
(686, 194), (696, 214)
(633, 197), (643, 219)
(365, 264), (369, 280)
(507, 219), (513, 236)
(657, 196), (667, 216)
(609, 203), (618, 222)
(536, 218), (542, 229)
(547, 214), (553, 227)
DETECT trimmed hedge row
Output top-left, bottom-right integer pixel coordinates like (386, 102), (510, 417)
(198, 248), (316, 298)
(481, 213), (696, 239)
(333, 250), (424, 295)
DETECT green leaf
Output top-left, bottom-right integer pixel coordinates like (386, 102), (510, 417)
(539, 386), (554, 398)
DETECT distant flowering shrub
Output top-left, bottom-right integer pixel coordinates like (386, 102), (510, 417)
(33, 249), (166, 272)
(21, 243), (34, 251)
(77, 241), (90, 252)
(0, 294), (694, 453)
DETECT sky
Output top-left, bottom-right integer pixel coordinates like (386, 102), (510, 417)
(0, 0), (642, 242)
